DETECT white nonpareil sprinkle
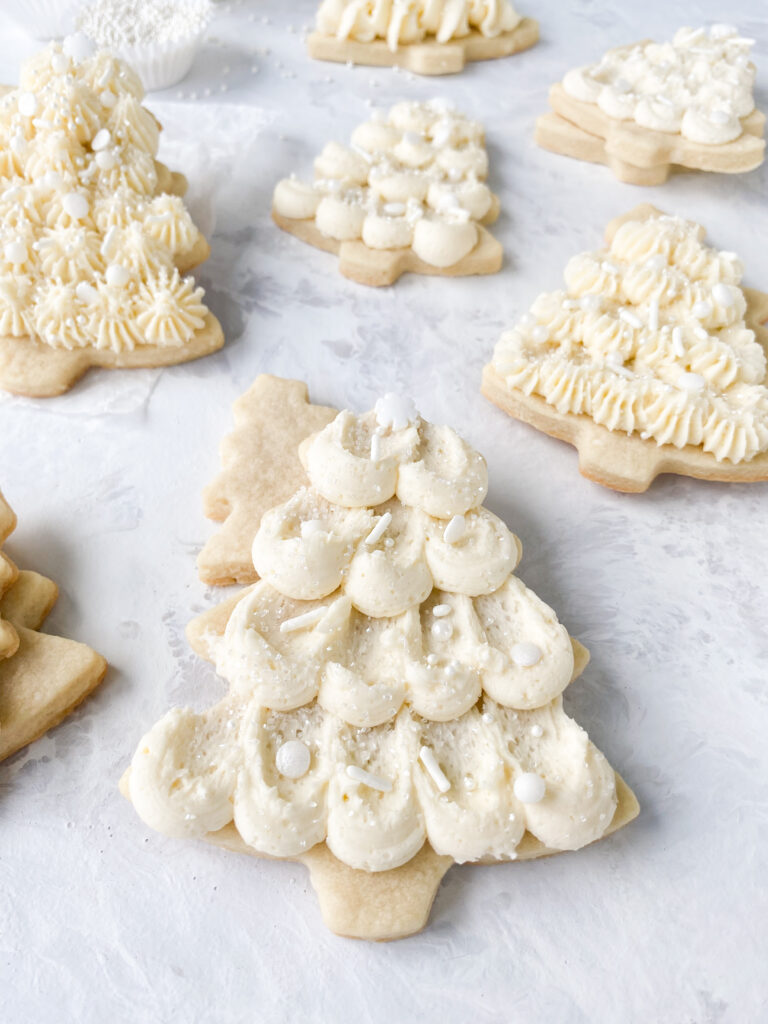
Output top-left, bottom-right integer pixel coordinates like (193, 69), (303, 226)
(419, 746), (451, 793)
(443, 514), (466, 545)
(364, 511), (392, 546)
(513, 772), (546, 804)
(275, 740), (311, 779)
(511, 642), (543, 667)
(76, 282), (99, 303)
(91, 128), (112, 152)
(279, 606), (328, 633)
(432, 604), (451, 618)
(431, 620), (453, 642)
(529, 724), (544, 738)
(78, 0), (213, 47)
(346, 765), (392, 792)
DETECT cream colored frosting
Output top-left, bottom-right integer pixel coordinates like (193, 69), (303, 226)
(492, 213), (768, 463)
(272, 100), (493, 268)
(316, 0), (522, 52)
(129, 401), (618, 871)
(562, 25), (756, 145)
(0, 39), (209, 352)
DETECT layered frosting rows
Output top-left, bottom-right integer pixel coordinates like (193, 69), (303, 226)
(0, 38), (209, 352)
(273, 100), (493, 267)
(316, 0), (522, 52)
(129, 401), (618, 871)
(562, 24), (756, 145)
(491, 213), (768, 462)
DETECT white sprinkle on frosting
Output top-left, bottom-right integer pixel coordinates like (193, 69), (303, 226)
(419, 746), (451, 793)
(346, 764), (392, 792)
(280, 606), (328, 633)
(364, 511), (392, 546)
(443, 514), (466, 545)
(513, 772), (546, 803)
(510, 642), (542, 667)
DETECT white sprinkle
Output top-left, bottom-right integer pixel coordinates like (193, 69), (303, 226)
(91, 128), (111, 151)
(529, 724), (544, 738)
(375, 393), (418, 431)
(531, 324), (549, 344)
(648, 298), (660, 332)
(100, 225), (118, 260)
(619, 308), (643, 329)
(75, 282), (99, 303)
(18, 92), (37, 117)
(364, 511), (392, 547)
(419, 746), (450, 793)
(712, 283), (734, 308)
(692, 300), (712, 319)
(431, 619), (453, 642)
(443, 514), (466, 545)
(4, 241), (27, 264)
(678, 372), (705, 392)
(383, 202), (405, 217)
(95, 150), (117, 170)
(63, 192), (89, 220)
(432, 604), (451, 618)
(346, 765), (392, 792)
(513, 772), (546, 803)
(370, 431), (382, 463)
(671, 326), (685, 357)
(275, 740), (310, 779)
(280, 607), (328, 633)
(105, 263), (130, 287)
(511, 642), (542, 667)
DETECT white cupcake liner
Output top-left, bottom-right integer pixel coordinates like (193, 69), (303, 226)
(5, 0), (78, 39)
(112, 34), (204, 92)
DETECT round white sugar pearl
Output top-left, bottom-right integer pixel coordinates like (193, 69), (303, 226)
(63, 192), (89, 220)
(529, 724), (544, 738)
(75, 282), (98, 304)
(511, 642), (543, 667)
(106, 263), (130, 287)
(514, 772), (546, 804)
(275, 740), (311, 779)
(18, 92), (37, 117)
(431, 620), (453, 642)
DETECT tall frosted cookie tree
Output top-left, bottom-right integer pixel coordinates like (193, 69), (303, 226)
(124, 394), (638, 939)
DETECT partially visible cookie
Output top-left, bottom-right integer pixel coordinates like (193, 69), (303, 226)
(0, 38), (224, 397)
(535, 26), (765, 183)
(308, 1), (538, 76)
(0, 491), (107, 761)
(272, 99), (502, 286)
(483, 204), (768, 491)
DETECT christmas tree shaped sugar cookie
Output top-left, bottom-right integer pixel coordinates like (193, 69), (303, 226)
(123, 383), (638, 940)
(272, 100), (503, 286)
(483, 204), (768, 492)
(0, 491), (107, 761)
(535, 25), (765, 185)
(308, 0), (538, 76)
(0, 36), (223, 397)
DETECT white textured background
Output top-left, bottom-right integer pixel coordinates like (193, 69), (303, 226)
(1, 2), (767, 1022)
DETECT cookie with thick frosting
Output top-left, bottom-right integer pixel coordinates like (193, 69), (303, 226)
(0, 490), (107, 761)
(122, 379), (638, 940)
(535, 25), (765, 184)
(0, 36), (223, 397)
(483, 204), (768, 491)
(307, 0), (538, 76)
(272, 99), (503, 286)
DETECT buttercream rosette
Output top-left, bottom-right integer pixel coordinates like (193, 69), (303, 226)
(128, 398), (620, 873)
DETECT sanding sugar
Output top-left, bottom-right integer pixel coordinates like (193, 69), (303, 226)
(77, 0), (213, 48)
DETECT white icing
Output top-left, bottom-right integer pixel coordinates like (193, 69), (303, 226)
(129, 403), (619, 871)
(273, 100), (492, 268)
(316, 0), (521, 52)
(562, 25), (756, 145)
(492, 213), (768, 463)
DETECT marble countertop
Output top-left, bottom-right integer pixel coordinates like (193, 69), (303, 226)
(1, 1), (766, 1021)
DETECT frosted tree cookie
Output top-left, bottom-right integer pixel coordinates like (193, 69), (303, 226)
(308, 0), (538, 75)
(272, 99), (502, 286)
(0, 36), (223, 397)
(122, 382), (638, 940)
(483, 204), (768, 492)
(0, 491), (107, 761)
(535, 25), (765, 185)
